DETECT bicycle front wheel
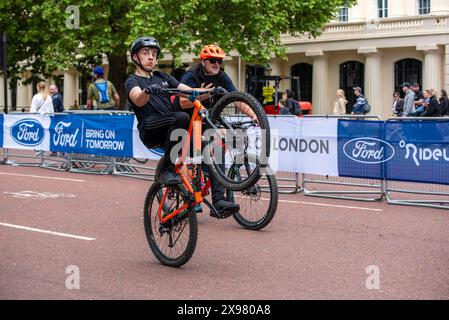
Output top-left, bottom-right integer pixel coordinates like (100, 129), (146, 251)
(227, 163), (278, 230)
(143, 181), (198, 267)
(205, 91), (270, 191)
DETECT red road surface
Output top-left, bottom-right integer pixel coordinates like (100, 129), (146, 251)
(1, 164), (449, 299)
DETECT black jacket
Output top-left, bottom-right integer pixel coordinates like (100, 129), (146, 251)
(422, 96), (440, 117)
(439, 98), (449, 116)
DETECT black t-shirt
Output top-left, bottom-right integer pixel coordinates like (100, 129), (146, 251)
(125, 72), (180, 121)
(414, 90), (424, 105)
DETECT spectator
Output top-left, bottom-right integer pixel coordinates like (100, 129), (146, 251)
(351, 86), (366, 115)
(439, 89), (448, 116)
(30, 81), (54, 115)
(87, 66), (120, 110)
(422, 89), (440, 117)
(49, 84), (64, 113)
(392, 92), (404, 117)
(413, 83), (425, 110)
(284, 89), (301, 116)
(333, 89), (347, 115)
(401, 82), (415, 117)
(279, 91), (290, 115)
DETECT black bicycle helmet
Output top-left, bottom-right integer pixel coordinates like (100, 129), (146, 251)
(130, 36), (161, 58)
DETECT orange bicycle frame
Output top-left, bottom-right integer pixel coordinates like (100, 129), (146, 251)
(158, 99), (206, 224)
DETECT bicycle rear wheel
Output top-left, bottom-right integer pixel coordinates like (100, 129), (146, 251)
(205, 91), (270, 191)
(143, 181), (198, 267)
(227, 163), (278, 230)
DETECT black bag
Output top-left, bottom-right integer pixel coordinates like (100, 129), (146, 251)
(363, 100), (371, 114)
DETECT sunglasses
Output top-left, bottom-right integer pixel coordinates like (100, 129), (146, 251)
(208, 58), (223, 65)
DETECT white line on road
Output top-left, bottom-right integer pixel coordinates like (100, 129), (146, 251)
(235, 195), (383, 212)
(276, 199), (383, 211)
(0, 222), (96, 241)
(271, 198), (383, 212)
(0, 172), (85, 182)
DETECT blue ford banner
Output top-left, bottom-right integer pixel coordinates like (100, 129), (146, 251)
(384, 119), (449, 185)
(50, 114), (134, 157)
(338, 120), (390, 180)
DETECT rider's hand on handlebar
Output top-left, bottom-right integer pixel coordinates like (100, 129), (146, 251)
(210, 87), (228, 96)
(144, 84), (163, 95)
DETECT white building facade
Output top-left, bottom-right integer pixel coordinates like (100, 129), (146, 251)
(2, 0), (449, 119)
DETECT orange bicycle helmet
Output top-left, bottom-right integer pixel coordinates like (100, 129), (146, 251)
(199, 44), (225, 60)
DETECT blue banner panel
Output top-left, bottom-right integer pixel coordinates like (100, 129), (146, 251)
(338, 120), (390, 180)
(0, 114), (3, 147)
(50, 114), (134, 157)
(384, 119), (449, 185)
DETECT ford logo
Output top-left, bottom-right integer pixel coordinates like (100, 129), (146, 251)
(10, 119), (45, 146)
(150, 147), (165, 157)
(343, 137), (395, 164)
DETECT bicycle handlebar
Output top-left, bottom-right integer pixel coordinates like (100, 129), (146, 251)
(161, 88), (210, 95)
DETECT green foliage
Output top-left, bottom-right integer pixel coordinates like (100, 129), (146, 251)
(128, 0), (356, 64)
(0, 0), (355, 82)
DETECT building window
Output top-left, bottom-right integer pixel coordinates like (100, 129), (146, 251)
(338, 6), (348, 22)
(417, 0), (431, 15)
(291, 63), (313, 103)
(378, 0), (388, 18)
(394, 59), (422, 98)
(340, 61), (365, 114)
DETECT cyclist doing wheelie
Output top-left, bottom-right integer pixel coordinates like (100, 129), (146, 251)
(125, 37), (240, 217)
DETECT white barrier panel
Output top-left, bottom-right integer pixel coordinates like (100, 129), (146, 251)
(2, 114), (51, 151)
(268, 117), (338, 176)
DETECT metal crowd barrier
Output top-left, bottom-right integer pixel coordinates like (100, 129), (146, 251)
(301, 114), (384, 202)
(2, 148), (45, 167)
(112, 157), (158, 180)
(262, 171), (301, 194)
(3, 111), (449, 211)
(384, 117), (449, 210)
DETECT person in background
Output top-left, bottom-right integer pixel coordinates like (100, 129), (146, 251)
(49, 84), (64, 113)
(401, 82), (415, 117)
(412, 83), (425, 111)
(284, 89), (301, 116)
(30, 81), (54, 115)
(392, 92), (404, 117)
(438, 89), (448, 116)
(279, 91), (290, 115)
(422, 89), (440, 117)
(333, 89), (347, 115)
(87, 66), (120, 110)
(351, 87), (366, 115)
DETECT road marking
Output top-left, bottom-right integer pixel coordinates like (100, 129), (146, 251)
(280, 199), (382, 211)
(0, 222), (96, 241)
(0, 172), (85, 182)
(235, 195), (382, 212)
(3, 191), (77, 199)
(272, 198), (383, 212)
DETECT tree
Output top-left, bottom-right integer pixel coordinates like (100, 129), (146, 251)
(0, 0), (355, 109)
(128, 0), (356, 63)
